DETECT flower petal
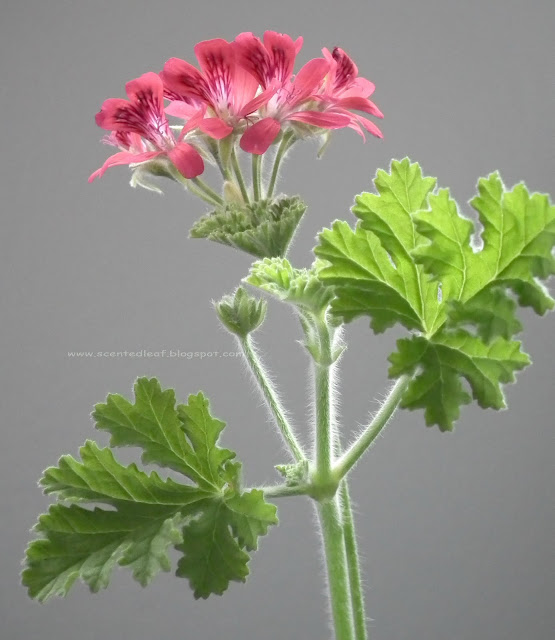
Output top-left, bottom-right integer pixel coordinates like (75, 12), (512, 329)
(239, 85), (277, 117)
(194, 38), (235, 104)
(355, 114), (383, 138)
(125, 72), (164, 113)
(286, 111), (351, 129)
(165, 100), (199, 119)
(235, 32), (271, 87)
(88, 150), (160, 182)
(167, 142), (205, 179)
(161, 57), (209, 104)
(231, 64), (260, 111)
(95, 98), (130, 130)
(336, 96), (383, 118)
(199, 118), (234, 139)
(341, 77), (375, 98)
(263, 31), (299, 84)
(291, 58), (330, 103)
(240, 118), (281, 154)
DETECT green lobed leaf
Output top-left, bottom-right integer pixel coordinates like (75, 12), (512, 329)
(412, 175), (555, 333)
(190, 197), (307, 258)
(314, 159), (554, 430)
(389, 331), (530, 430)
(23, 380), (278, 601)
(176, 488), (277, 599)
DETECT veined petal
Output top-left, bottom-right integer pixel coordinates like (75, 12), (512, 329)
(88, 150), (160, 182)
(240, 118), (281, 154)
(95, 98), (131, 130)
(291, 58), (330, 103)
(167, 142), (205, 179)
(194, 38), (235, 105)
(199, 118), (234, 139)
(161, 57), (210, 104)
(235, 32), (272, 88)
(336, 96), (384, 118)
(263, 31), (299, 84)
(125, 72), (164, 114)
(286, 111), (351, 129)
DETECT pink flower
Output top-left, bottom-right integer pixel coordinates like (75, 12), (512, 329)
(318, 47), (383, 140)
(160, 38), (270, 141)
(235, 31), (351, 154)
(89, 72), (204, 182)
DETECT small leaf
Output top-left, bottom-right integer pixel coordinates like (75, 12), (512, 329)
(389, 331), (530, 431)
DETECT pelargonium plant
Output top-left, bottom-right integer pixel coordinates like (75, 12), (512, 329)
(22, 31), (554, 640)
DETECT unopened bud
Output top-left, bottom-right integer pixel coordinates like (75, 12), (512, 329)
(215, 287), (267, 338)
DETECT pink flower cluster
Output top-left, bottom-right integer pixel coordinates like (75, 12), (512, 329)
(90, 31), (383, 184)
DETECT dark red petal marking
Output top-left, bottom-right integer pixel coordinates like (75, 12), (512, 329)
(331, 47), (359, 92)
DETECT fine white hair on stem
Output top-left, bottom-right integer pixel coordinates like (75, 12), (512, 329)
(235, 334), (302, 461)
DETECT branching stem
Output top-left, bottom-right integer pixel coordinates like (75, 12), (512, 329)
(334, 374), (411, 480)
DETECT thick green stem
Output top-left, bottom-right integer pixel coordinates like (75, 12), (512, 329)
(239, 335), (305, 463)
(266, 132), (295, 199)
(313, 320), (336, 495)
(230, 147), (250, 204)
(334, 375), (411, 480)
(318, 498), (356, 640)
(341, 481), (368, 640)
(252, 153), (262, 201)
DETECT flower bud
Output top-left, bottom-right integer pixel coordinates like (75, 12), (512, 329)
(215, 287), (267, 338)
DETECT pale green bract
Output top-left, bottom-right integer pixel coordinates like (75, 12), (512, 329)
(315, 158), (555, 431)
(23, 379), (278, 602)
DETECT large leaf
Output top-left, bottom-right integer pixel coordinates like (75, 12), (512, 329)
(23, 380), (278, 601)
(315, 159), (555, 430)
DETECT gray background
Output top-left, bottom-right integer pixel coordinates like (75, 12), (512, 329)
(1, 1), (554, 639)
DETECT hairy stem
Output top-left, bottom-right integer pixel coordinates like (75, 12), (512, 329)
(257, 484), (310, 498)
(266, 132), (295, 199)
(230, 147), (250, 204)
(239, 335), (305, 463)
(314, 320), (335, 489)
(252, 153), (262, 201)
(341, 481), (368, 639)
(191, 178), (224, 206)
(334, 375), (411, 480)
(318, 497), (356, 640)
(205, 138), (230, 181)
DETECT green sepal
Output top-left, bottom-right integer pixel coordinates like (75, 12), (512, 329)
(215, 287), (267, 338)
(190, 197), (307, 258)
